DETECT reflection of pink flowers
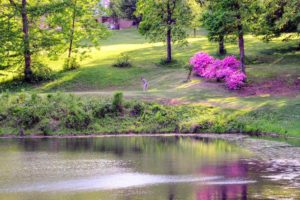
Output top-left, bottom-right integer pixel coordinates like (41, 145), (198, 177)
(196, 161), (248, 200)
(190, 52), (246, 90)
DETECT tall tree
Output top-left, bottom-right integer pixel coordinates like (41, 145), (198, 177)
(201, 0), (259, 74)
(0, 1), (21, 70)
(1, 0), (67, 82)
(201, 1), (235, 55)
(8, 0), (32, 81)
(136, 0), (191, 63)
(120, 0), (140, 25)
(234, 1), (245, 74)
(45, 0), (109, 63)
(187, 0), (202, 37)
(49, 0), (109, 68)
(254, 0), (300, 48)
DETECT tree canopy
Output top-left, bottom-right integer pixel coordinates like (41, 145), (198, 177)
(136, 0), (192, 62)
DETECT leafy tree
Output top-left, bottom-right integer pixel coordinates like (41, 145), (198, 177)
(0, 1), (20, 70)
(120, 0), (140, 25)
(200, 0), (259, 74)
(109, 0), (141, 26)
(254, 0), (300, 48)
(187, 0), (203, 37)
(49, 0), (109, 68)
(201, 1), (235, 55)
(136, 0), (192, 63)
(0, 0), (67, 82)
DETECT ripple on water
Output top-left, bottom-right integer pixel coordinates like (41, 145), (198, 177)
(0, 173), (256, 193)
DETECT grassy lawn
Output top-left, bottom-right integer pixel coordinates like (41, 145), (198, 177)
(0, 28), (299, 136)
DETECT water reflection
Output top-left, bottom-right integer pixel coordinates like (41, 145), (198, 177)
(197, 161), (248, 200)
(0, 136), (299, 200)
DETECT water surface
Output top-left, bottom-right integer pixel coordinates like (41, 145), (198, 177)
(0, 136), (299, 199)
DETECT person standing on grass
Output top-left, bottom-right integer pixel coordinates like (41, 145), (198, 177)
(141, 77), (149, 92)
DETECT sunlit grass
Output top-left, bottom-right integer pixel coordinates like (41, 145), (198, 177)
(0, 28), (299, 135)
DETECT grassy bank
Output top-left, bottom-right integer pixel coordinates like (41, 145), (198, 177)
(0, 28), (299, 136)
(0, 92), (298, 136)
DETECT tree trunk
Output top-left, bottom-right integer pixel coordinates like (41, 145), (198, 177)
(166, 28), (172, 63)
(68, 0), (77, 60)
(21, 0), (32, 82)
(236, 3), (246, 74)
(166, 1), (172, 63)
(218, 35), (226, 55)
(193, 28), (196, 37)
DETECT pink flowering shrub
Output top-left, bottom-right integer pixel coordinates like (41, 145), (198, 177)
(225, 71), (246, 90)
(190, 52), (246, 90)
(189, 52), (214, 77)
(221, 56), (241, 70)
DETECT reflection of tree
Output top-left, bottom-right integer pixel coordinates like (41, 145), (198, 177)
(14, 137), (243, 157)
(196, 161), (248, 200)
(6, 137), (247, 174)
(196, 185), (247, 200)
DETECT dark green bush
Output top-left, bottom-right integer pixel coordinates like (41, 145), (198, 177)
(113, 53), (132, 68)
(8, 106), (40, 129)
(131, 102), (144, 116)
(65, 109), (91, 130)
(112, 92), (124, 113)
(95, 103), (113, 118)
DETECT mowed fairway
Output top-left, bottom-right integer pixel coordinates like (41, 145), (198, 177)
(1, 28), (300, 135)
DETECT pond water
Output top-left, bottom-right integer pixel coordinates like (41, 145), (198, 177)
(0, 136), (299, 200)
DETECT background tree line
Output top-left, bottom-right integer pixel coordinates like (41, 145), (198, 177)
(133, 0), (299, 74)
(0, 0), (299, 83)
(0, 0), (108, 82)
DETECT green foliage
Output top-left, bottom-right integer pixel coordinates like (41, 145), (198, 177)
(0, 92), (298, 135)
(130, 102), (145, 116)
(108, 0), (140, 23)
(113, 53), (132, 68)
(95, 104), (114, 118)
(158, 58), (179, 66)
(201, 0), (260, 56)
(65, 109), (92, 130)
(112, 92), (124, 113)
(63, 57), (80, 71)
(50, 0), (110, 61)
(136, 0), (192, 61)
(137, 0), (191, 44)
(187, 0), (203, 31)
(201, 1), (235, 47)
(31, 61), (55, 82)
(254, 0), (300, 41)
(0, 0), (109, 82)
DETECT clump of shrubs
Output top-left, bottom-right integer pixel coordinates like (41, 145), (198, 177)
(112, 92), (124, 114)
(31, 62), (54, 82)
(113, 53), (132, 68)
(63, 57), (80, 71)
(0, 92), (282, 135)
(190, 52), (246, 90)
(130, 102), (144, 116)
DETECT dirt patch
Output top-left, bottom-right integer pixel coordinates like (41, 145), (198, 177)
(238, 78), (300, 97)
